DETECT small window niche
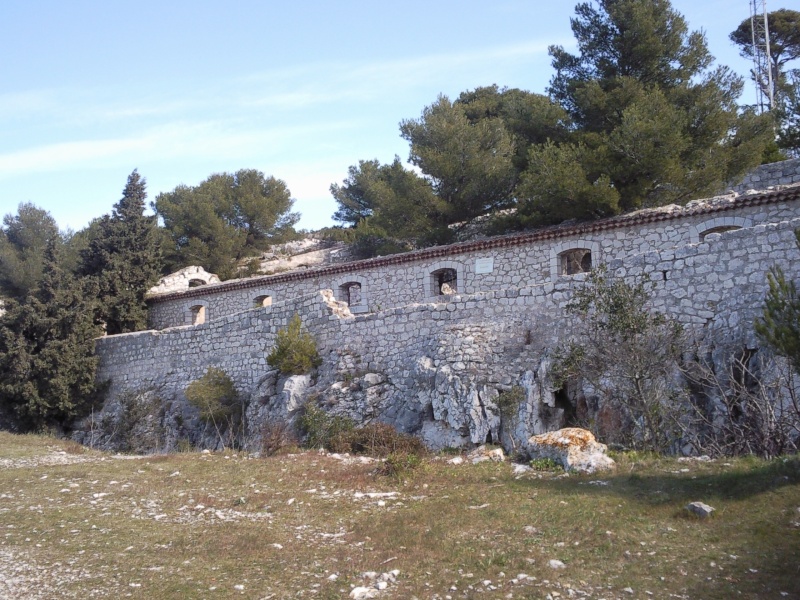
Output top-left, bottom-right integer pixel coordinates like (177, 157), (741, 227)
(699, 226), (741, 242)
(188, 279), (206, 288)
(559, 248), (592, 275)
(190, 305), (206, 325)
(338, 281), (368, 313)
(432, 267), (458, 296)
(253, 294), (272, 308)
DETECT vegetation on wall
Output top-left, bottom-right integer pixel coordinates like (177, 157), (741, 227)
(552, 266), (687, 453)
(755, 230), (800, 373)
(267, 314), (322, 375)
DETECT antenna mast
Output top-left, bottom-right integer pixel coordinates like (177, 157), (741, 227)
(750, 0), (775, 112)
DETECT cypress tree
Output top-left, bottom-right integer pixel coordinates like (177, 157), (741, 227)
(81, 170), (163, 334)
(0, 241), (102, 430)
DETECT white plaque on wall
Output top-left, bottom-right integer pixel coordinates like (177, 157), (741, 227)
(475, 257), (494, 274)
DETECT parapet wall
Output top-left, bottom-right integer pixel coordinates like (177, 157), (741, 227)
(729, 158), (800, 195)
(146, 186), (800, 330)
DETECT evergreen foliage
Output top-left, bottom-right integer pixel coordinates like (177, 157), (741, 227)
(330, 0), (772, 245)
(538, 0), (771, 221)
(185, 367), (240, 425)
(755, 230), (800, 373)
(399, 95), (519, 228)
(0, 203), (62, 299)
(267, 314), (321, 375)
(330, 157), (450, 255)
(554, 266), (686, 453)
(0, 241), (103, 430)
(730, 9), (800, 157)
(79, 170), (163, 335)
(154, 169), (300, 279)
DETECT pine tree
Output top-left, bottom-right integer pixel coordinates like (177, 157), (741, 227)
(80, 170), (163, 334)
(510, 0), (774, 227)
(0, 241), (102, 430)
(755, 229), (800, 374)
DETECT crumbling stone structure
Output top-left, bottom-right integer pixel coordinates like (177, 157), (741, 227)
(88, 161), (800, 452)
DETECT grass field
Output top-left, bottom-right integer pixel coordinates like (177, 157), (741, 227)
(0, 432), (798, 599)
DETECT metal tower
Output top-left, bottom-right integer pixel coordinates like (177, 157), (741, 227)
(750, 0), (775, 112)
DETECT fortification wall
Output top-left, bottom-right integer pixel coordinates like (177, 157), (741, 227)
(729, 158), (800, 194)
(96, 216), (800, 414)
(146, 190), (800, 330)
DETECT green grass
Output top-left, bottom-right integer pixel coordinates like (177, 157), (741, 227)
(0, 431), (798, 599)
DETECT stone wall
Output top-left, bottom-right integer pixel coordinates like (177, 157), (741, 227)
(729, 158), (800, 194)
(94, 214), (800, 449)
(146, 187), (800, 330)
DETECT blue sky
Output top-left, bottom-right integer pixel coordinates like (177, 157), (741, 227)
(0, 0), (761, 232)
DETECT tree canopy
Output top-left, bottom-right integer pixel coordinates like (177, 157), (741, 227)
(329, 0), (773, 251)
(0, 203), (62, 300)
(79, 170), (163, 335)
(539, 0), (771, 218)
(0, 241), (102, 431)
(154, 169), (299, 279)
(730, 8), (800, 156)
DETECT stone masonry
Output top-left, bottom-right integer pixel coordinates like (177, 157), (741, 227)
(92, 172), (800, 450)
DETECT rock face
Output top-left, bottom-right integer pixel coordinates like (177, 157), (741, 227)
(527, 428), (615, 473)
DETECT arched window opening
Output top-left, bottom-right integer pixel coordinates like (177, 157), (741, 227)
(253, 295), (272, 308)
(559, 248), (592, 275)
(339, 282), (362, 307)
(188, 279), (206, 288)
(699, 226), (741, 241)
(432, 268), (458, 295)
(190, 305), (206, 325)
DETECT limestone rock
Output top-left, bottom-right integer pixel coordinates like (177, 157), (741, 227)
(686, 501), (715, 518)
(467, 445), (505, 463)
(362, 373), (384, 387)
(527, 428), (615, 473)
(279, 375), (311, 414)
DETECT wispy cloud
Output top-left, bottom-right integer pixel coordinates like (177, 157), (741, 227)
(0, 118), (360, 179)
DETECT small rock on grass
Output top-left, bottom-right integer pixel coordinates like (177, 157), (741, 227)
(548, 559), (566, 569)
(686, 501), (715, 518)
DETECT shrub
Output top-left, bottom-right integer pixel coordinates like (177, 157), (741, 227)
(554, 266), (687, 453)
(377, 452), (423, 478)
(258, 419), (299, 456)
(332, 422), (428, 458)
(298, 402), (354, 450)
(497, 386), (525, 419)
(267, 314), (322, 375)
(529, 457), (563, 472)
(185, 367), (243, 447)
(298, 402), (427, 459)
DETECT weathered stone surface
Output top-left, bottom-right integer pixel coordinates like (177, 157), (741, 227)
(527, 428), (615, 473)
(686, 501), (716, 518)
(85, 170), (800, 454)
(147, 265), (220, 296)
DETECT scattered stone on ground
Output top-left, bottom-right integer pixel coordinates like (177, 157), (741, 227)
(349, 569), (400, 598)
(466, 445), (505, 464)
(686, 501), (716, 518)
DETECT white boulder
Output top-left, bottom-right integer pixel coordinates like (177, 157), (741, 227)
(527, 428), (615, 473)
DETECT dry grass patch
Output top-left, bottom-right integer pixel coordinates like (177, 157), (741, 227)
(0, 433), (798, 599)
